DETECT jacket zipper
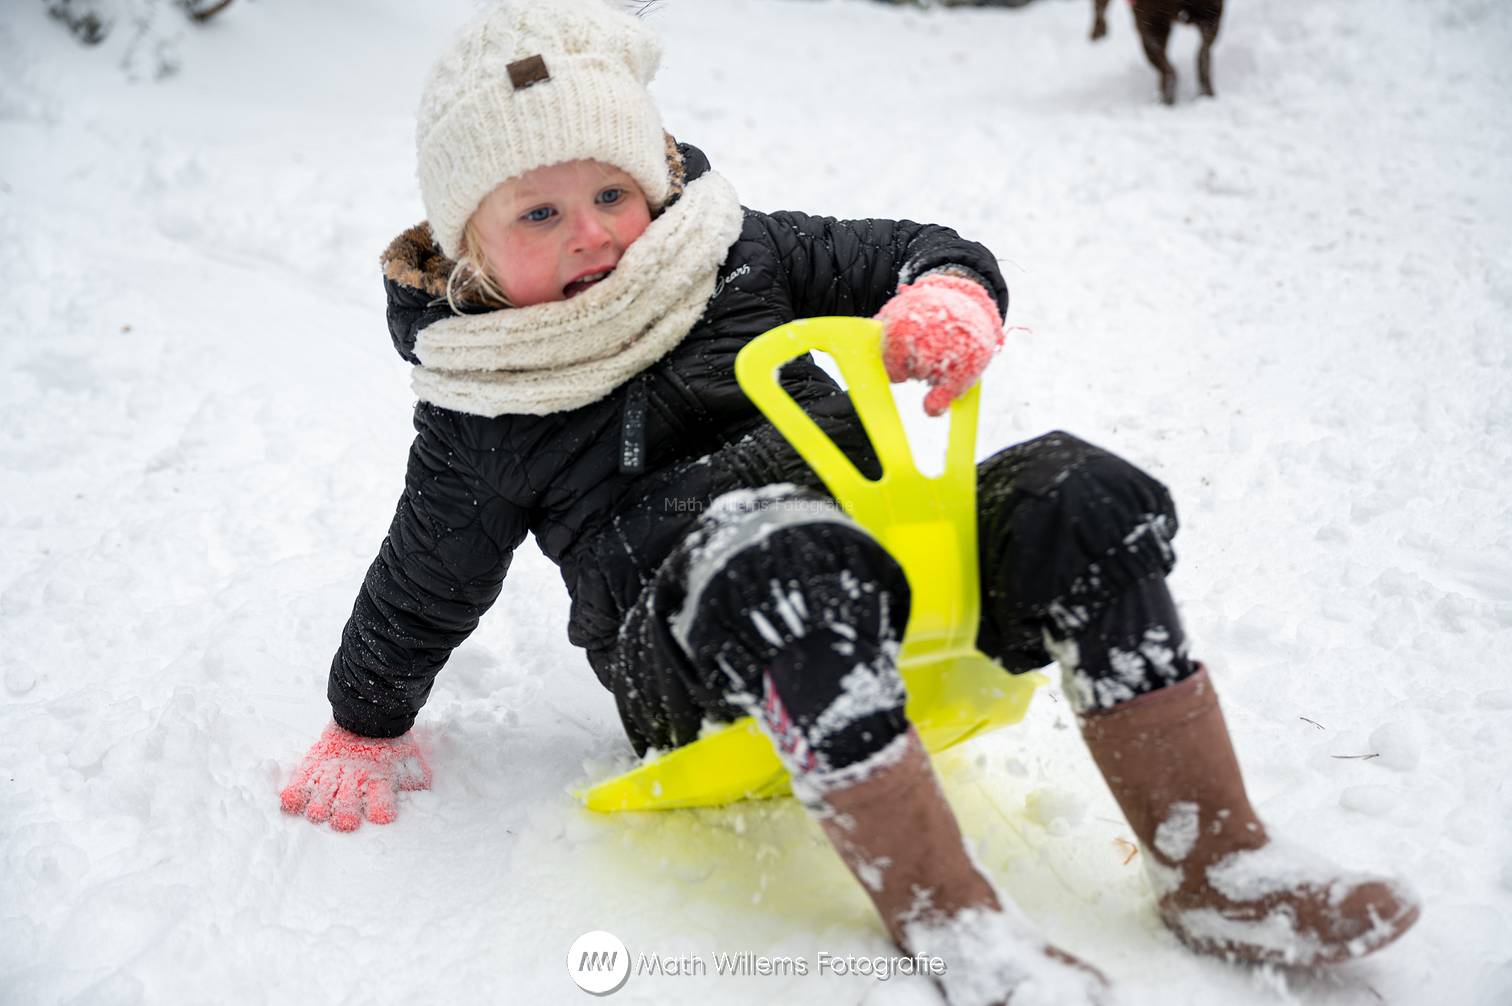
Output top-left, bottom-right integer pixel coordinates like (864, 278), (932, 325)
(619, 374), (650, 475)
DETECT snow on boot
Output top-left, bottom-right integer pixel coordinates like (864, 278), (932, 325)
(903, 905), (1109, 1006)
(808, 728), (1107, 1004)
(1079, 665), (1420, 965)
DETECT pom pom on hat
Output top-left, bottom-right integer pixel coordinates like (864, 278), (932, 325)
(417, 0), (670, 260)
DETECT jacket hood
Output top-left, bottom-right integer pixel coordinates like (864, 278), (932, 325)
(379, 138), (709, 365)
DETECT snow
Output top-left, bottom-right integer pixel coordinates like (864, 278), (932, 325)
(809, 658), (907, 744)
(1022, 785), (1086, 832)
(2, 0), (1510, 1004)
(1152, 801), (1200, 863)
(1365, 721), (1422, 772)
(792, 725), (912, 805)
(1202, 840), (1357, 904)
(1170, 907), (1325, 971)
(901, 904), (1107, 1006)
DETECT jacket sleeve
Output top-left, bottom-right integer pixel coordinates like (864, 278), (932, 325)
(327, 408), (529, 737)
(753, 209), (1009, 320)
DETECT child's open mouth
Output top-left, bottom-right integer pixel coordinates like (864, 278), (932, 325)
(564, 268), (614, 298)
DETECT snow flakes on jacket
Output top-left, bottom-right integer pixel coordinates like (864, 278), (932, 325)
(330, 142), (1008, 742)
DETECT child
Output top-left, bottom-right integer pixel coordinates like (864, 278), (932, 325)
(279, 1), (1418, 999)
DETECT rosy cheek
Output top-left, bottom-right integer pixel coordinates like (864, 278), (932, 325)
(490, 239), (535, 281)
(623, 210), (652, 245)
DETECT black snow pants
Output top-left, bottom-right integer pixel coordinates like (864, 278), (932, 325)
(606, 431), (1196, 776)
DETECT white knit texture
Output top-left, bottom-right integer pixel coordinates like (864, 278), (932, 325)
(417, 0), (670, 259)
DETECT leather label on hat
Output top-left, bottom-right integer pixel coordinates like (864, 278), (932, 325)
(507, 54), (550, 91)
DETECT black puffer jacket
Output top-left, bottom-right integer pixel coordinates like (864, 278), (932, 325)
(328, 144), (1008, 739)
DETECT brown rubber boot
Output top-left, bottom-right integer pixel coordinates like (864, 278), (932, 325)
(808, 727), (1000, 944)
(809, 728), (1107, 1002)
(1079, 665), (1420, 966)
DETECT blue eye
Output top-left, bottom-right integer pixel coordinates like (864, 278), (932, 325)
(598, 187), (624, 206)
(521, 206), (554, 224)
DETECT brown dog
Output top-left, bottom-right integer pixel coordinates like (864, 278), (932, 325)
(1092, 0), (1223, 104)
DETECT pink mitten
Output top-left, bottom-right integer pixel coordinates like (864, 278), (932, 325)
(279, 722), (431, 831)
(876, 272), (1004, 417)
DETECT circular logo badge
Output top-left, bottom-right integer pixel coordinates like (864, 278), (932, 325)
(567, 930), (630, 995)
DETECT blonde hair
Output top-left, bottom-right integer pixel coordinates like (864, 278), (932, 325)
(445, 219), (512, 313)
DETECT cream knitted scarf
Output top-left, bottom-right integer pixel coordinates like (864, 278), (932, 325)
(410, 170), (744, 418)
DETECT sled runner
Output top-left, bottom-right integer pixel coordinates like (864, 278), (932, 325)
(582, 317), (1044, 811)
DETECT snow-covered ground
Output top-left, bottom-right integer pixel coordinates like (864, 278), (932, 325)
(3, 0), (1509, 1002)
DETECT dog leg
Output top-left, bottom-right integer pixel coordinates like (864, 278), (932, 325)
(1137, 8), (1177, 104)
(1092, 0), (1112, 40)
(1196, 16), (1220, 97)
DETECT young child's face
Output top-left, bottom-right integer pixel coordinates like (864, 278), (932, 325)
(468, 159), (653, 307)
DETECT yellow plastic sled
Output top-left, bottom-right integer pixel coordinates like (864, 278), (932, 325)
(581, 317), (1045, 812)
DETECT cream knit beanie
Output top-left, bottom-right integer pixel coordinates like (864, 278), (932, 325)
(417, 0), (670, 260)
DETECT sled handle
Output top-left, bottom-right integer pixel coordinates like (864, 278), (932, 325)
(733, 317), (983, 659)
(576, 318), (1045, 812)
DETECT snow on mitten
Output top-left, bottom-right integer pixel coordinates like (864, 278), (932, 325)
(875, 272), (1004, 417)
(279, 722), (431, 832)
